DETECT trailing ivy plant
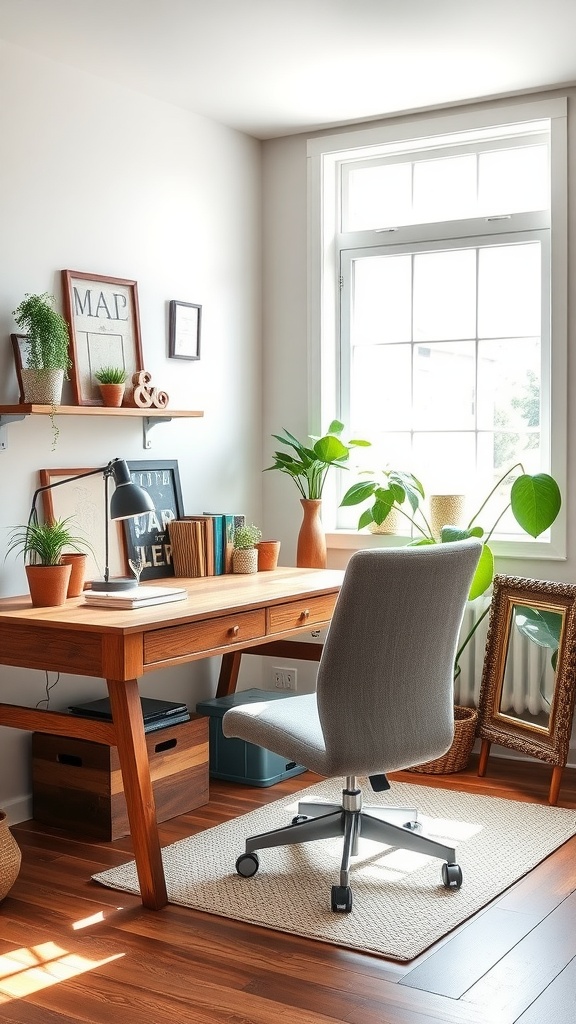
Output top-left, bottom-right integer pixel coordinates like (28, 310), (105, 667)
(12, 292), (71, 373)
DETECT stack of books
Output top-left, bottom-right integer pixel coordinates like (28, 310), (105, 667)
(168, 513), (245, 576)
(68, 696), (191, 733)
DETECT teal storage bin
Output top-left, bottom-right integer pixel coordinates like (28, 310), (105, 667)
(196, 688), (306, 786)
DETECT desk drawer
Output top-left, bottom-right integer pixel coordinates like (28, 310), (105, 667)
(268, 594), (337, 634)
(144, 609), (266, 665)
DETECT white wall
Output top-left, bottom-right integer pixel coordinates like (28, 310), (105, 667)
(0, 41), (263, 821)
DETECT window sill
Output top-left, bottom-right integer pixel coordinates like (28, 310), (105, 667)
(326, 530), (566, 562)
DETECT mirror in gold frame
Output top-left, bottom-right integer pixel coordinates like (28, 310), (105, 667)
(477, 575), (576, 805)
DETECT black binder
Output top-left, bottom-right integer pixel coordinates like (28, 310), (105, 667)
(68, 696), (190, 725)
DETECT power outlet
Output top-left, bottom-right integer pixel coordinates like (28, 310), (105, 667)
(272, 666), (297, 691)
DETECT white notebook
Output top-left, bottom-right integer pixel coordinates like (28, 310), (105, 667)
(84, 585), (188, 610)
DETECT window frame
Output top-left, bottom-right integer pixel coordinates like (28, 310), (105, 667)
(307, 98), (567, 561)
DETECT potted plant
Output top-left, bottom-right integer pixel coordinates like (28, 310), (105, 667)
(341, 463), (562, 679)
(265, 420), (369, 567)
(94, 366), (127, 407)
(232, 524), (262, 574)
(12, 292), (71, 405)
(6, 517), (91, 607)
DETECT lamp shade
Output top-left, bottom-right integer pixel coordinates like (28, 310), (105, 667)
(108, 459), (155, 520)
(110, 481), (155, 520)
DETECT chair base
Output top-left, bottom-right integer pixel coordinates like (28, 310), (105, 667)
(236, 776), (462, 911)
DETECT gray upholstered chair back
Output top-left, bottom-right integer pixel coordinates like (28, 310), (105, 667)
(315, 539), (482, 776)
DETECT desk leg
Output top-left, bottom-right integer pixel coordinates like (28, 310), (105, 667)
(216, 651), (243, 698)
(106, 677), (167, 910)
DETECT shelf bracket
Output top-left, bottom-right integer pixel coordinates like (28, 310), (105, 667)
(0, 413), (26, 452)
(142, 416), (172, 449)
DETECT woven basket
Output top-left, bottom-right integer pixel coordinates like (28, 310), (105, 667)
(410, 706), (478, 775)
(0, 810), (21, 902)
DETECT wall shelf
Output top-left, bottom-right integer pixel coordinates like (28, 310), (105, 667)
(0, 405), (204, 451)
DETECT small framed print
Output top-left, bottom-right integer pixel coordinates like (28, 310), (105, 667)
(62, 269), (145, 406)
(169, 300), (201, 360)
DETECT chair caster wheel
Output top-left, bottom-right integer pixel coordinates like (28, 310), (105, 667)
(442, 862), (463, 889)
(331, 885), (352, 912)
(236, 853), (260, 878)
(292, 814), (308, 824)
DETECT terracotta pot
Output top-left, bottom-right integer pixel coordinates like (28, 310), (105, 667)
(61, 552), (88, 596)
(256, 540), (281, 571)
(25, 563), (72, 607)
(296, 499), (326, 569)
(0, 810), (21, 902)
(232, 548), (258, 574)
(98, 382), (125, 407)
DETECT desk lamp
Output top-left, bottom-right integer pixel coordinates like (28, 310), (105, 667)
(28, 458), (155, 591)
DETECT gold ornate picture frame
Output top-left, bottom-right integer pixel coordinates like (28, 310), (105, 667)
(477, 574), (576, 804)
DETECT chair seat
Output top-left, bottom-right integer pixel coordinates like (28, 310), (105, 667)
(223, 692), (329, 775)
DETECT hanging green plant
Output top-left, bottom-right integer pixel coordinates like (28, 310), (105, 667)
(12, 293), (71, 373)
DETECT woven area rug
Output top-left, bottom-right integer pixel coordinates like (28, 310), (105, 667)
(93, 779), (576, 961)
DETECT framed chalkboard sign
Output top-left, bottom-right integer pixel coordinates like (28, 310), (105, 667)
(124, 461), (184, 580)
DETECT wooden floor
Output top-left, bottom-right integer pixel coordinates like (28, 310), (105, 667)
(3, 753), (576, 1024)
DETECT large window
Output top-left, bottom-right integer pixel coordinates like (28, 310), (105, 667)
(308, 100), (567, 557)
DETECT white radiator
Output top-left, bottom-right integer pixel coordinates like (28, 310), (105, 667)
(454, 598), (553, 717)
(453, 599), (491, 708)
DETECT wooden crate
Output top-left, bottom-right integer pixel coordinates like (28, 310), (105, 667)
(32, 715), (209, 840)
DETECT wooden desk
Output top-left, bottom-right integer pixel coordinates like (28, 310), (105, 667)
(0, 567), (343, 910)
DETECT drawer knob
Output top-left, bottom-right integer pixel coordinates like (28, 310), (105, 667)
(300, 608), (310, 620)
(230, 625), (240, 637)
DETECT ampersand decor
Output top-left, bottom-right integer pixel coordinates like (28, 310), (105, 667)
(130, 370), (169, 409)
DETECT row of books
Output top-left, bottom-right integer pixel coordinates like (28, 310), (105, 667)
(168, 513), (245, 577)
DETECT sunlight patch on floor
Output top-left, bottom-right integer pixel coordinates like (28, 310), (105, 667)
(72, 908), (125, 930)
(0, 941), (124, 1001)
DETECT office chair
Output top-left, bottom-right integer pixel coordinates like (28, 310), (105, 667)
(223, 539), (482, 912)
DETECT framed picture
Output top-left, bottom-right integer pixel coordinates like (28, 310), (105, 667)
(62, 269), (144, 406)
(123, 461), (184, 580)
(168, 300), (201, 360)
(477, 574), (576, 804)
(11, 334), (29, 403)
(39, 467), (127, 584)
